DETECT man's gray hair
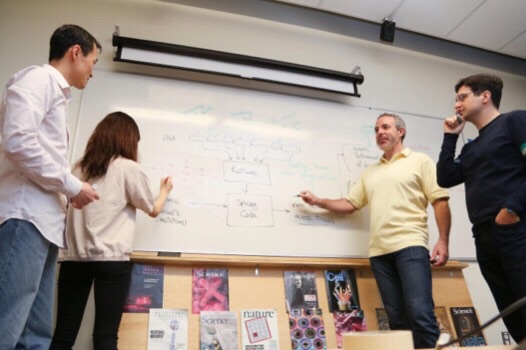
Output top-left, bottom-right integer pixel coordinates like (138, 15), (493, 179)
(378, 113), (406, 141)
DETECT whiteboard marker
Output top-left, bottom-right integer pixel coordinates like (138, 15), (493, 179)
(455, 113), (463, 124)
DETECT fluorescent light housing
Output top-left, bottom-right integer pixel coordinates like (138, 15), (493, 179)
(112, 34), (364, 96)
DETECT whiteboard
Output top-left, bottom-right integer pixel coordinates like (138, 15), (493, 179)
(74, 71), (474, 259)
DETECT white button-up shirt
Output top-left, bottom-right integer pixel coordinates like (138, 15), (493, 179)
(0, 64), (83, 247)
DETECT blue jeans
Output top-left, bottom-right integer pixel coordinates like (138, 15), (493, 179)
(474, 219), (526, 343)
(50, 261), (132, 350)
(370, 246), (439, 349)
(0, 219), (58, 349)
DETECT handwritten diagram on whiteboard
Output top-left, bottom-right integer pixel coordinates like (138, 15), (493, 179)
(74, 71), (473, 259)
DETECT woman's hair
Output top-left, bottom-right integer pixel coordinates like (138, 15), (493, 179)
(77, 111), (140, 180)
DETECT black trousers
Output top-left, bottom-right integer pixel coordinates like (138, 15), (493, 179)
(50, 261), (131, 350)
(475, 219), (526, 344)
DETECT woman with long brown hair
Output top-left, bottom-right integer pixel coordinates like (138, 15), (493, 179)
(51, 111), (173, 350)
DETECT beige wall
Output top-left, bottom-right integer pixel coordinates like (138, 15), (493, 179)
(1, 0), (524, 348)
(1, 0), (525, 148)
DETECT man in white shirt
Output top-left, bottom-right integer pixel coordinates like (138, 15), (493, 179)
(0, 24), (101, 349)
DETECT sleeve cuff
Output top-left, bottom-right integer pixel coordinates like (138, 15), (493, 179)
(63, 174), (83, 197)
(504, 199), (525, 218)
(443, 132), (459, 144)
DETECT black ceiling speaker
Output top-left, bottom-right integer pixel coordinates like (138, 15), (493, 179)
(380, 19), (396, 42)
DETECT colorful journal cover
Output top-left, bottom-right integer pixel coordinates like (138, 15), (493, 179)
(434, 306), (454, 336)
(147, 308), (188, 350)
(283, 271), (318, 312)
(124, 263), (164, 313)
(241, 309), (280, 350)
(450, 307), (486, 347)
(200, 311), (238, 350)
(332, 310), (367, 348)
(192, 268), (229, 314)
(375, 308), (390, 330)
(324, 269), (360, 312)
(289, 308), (326, 350)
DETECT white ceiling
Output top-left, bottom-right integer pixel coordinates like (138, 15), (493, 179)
(276, 0), (526, 60)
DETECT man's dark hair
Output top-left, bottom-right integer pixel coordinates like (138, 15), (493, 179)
(455, 74), (503, 109)
(49, 24), (101, 62)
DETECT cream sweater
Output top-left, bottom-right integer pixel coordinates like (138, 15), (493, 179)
(60, 157), (154, 261)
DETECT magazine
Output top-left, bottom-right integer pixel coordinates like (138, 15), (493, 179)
(148, 308), (188, 350)
(192, 268), (229, 314)
(324, 270), (360, 312)
(241, 309), (279, 350)
(434, 306), (454, 336)
(332, 310), (367, 348)
(289, 308), (326, 350)
(375, 308), (390, 330)
(450, 307), (486, 347)
(200, 311), (238, 350)
(124, 263), (164, 313)
(374, 306), (454, 335)
(283, 271), (318, 312)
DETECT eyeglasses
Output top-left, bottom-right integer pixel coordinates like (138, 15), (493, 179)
(455, 92), (474, 102)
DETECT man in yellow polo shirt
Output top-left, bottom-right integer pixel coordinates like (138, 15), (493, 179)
(299, 113), (451, 349)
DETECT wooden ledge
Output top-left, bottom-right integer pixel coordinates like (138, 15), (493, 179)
(131, 251), (468, 270)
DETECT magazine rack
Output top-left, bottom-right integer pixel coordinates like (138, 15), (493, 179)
(118, 251), (472, 349)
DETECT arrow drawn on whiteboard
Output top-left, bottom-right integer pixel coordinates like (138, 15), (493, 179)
(241, 183), (248, 193)
(273, 209), (290, 213)
(188, 202), (227, 208)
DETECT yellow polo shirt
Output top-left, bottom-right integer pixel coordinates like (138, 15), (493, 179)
(346, 148), (449, 257)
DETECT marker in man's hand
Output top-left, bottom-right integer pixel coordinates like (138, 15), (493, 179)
(455, 113), (463, 124)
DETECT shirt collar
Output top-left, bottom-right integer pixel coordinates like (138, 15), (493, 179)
(43, 64), (72, 101)
(380, 147), (411, 163)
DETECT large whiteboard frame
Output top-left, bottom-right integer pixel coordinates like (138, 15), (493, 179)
(73, 71), (474, 259)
